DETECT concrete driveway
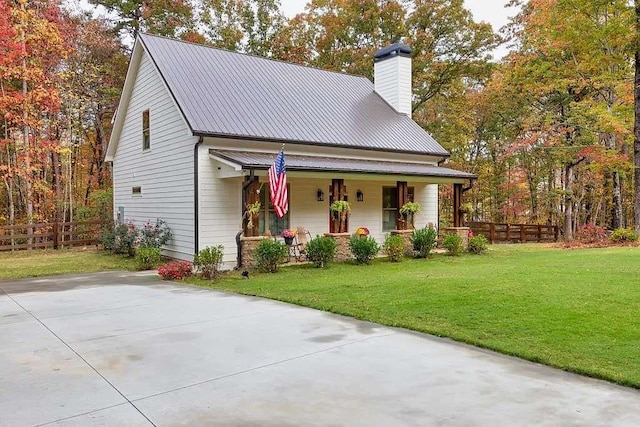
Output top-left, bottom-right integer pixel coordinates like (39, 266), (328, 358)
(1, 271), (639, 426)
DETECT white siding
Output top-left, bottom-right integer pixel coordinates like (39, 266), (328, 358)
(198, 146), (243, 268)
(374, 55), (412, 117)
(112, 51), (198, 261)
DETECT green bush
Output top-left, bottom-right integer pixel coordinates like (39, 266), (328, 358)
(349, 235), (379, 265)
(468, 234), (488, 254)
(411, 227), (437, 258)
(383, 234), (405, 262)
(610, 228), (639, 243)
(135, 245), (162, 270)
(443, 233), (463, 256)
(194, 245), (224, 279)
(305, 236), (337, 268)
(100, 222), (116, 251)
(255, 239), (288, 273)
(113, 221), (139, 257)
(139, 219), (173, 248)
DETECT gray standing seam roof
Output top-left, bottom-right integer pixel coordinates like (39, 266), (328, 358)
(139, 34), (449, 157)
(209, 150), (476, 179)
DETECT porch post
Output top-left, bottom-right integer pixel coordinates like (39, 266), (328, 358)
(243, 175), (260, 236)
(329, 178), (347, 233)
(396, 181), (408, 230)
(453, 183), (463, 227)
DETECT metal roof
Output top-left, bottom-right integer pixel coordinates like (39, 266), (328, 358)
(139, 34), (449, 157)
(209, 150), (476, 180)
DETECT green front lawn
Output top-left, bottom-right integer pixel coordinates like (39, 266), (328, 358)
(0, 248), (137, 280)
(188, 245), (640, 388)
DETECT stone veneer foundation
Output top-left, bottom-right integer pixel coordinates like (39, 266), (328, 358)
(239, 236), (268, 269)
(324, 233), (351, 262)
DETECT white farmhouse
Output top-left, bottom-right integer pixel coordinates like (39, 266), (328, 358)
(105, 34), (475, 267)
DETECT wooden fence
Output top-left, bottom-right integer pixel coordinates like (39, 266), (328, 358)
(0, 220), (106, 251)
(467, 221), (559, 243)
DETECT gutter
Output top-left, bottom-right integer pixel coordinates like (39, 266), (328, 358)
(194, 137), (203, 255)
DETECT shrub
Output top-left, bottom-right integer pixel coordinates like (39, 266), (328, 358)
(468, 234), (488, 254)
(383, 234), (405, 262)
(100, 223), (116, 251)
(157, 261), (193, 280)
(610, 228), (639, 243)
(349, 235), (379, 264)
(135, 246), (162, 270)
(255, 239), (288, 273)
(576, 223), (608, 244)
(305, 236), (337, 268)
(194, 245), (224, 279)
(139, 219), (172, 248)
(113, 221), (139, 256)
(443, 233), (463, 256)
(411, 227), (437, 258)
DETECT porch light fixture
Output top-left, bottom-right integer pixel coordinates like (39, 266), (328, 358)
(356, 190), (364, 202)
(317, 189), (324, 202)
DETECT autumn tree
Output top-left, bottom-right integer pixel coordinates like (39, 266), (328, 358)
(200, 0), (286, 56)
(0, 0), (69, 226)
(501, 0), (633, 239)
(88, 0), (196, 39)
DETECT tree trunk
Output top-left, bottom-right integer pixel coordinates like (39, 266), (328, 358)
(21, 20), (33, 245)
(635, 0), (640, 233)
(564, 163), (575, 241)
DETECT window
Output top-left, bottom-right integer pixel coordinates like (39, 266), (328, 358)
(259, 184), (290, 236)
(142, 110), (150, 150)
(382, 186), (414, 231)
(132, 186), (142, 196)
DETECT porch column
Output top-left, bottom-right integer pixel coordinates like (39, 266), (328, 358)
(453, 183), (463, 227)
(329, 178), (347, 233)
(243, 176), (260, 236)
(396, 181), (408, 230)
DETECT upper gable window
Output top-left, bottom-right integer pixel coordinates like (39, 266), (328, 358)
(142, 110), (150, 150)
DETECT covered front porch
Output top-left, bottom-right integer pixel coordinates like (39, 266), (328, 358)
(206, 150), (475, 267)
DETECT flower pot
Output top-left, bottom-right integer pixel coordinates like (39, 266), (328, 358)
(284, 237), (294, 245)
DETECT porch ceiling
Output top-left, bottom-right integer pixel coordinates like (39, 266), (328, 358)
(209, 149), (476, 181)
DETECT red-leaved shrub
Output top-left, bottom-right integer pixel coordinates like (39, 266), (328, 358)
(157, 261), (193, 280)
(576, 223), (608, 244)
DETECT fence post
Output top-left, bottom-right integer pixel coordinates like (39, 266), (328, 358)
(537, 225), (542, 242)
(490, 223), (495, 243)
(554, 226), (559, 242)
(53, 222), (59, 249)
(520, 225), (525, 242)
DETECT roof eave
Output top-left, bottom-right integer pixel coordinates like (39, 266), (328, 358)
(196, 130), (451, 159)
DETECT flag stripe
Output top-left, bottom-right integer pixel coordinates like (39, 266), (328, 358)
(268, 149), (288, 218)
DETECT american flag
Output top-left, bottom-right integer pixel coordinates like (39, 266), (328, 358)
(268, 149), (288, 218)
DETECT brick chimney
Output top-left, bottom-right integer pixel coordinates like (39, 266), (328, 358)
(374, 43), (412, 117)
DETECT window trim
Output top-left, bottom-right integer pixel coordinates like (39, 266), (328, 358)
(382, 186), (414, 232)
(142, 109), (150, 150)
(259, 183), (290, 235)
(132, 186), (142, 197)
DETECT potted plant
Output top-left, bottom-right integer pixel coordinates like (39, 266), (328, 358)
(330, 200), (351, 233)
(281, 229), (296, 245)
(355, 226), (370, 238)
(459, 202), (474, 216)
(244, 201), (261, 236)
(399, 202), (421, 229)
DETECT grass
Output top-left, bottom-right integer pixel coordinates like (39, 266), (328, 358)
(187, 244), (640, 388)
(0, 248), (137, 280)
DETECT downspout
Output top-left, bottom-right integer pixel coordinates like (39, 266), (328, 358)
(237, 168), (256, 269)
(194, 137), (203, 256)
(462, 178), (476, 193)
